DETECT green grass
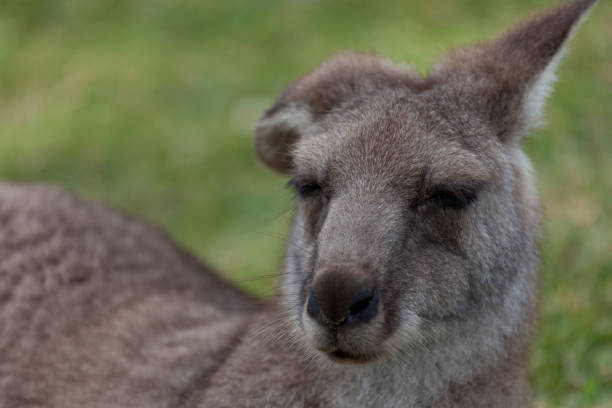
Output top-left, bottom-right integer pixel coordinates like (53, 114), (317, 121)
(0, 0), (610, 405)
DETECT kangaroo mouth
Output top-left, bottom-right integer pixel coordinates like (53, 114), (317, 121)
(327, 348), (379, 364)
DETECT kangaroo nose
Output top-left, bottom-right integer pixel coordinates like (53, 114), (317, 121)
(306, 269), (378, 326)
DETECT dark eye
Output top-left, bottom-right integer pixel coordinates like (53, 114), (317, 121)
(428, 187), (477, 210)
(287, 177), (323, 198)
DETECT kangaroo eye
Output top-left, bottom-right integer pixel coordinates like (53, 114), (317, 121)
(287, 177), (323, 198)
(428, 187), (477, 210)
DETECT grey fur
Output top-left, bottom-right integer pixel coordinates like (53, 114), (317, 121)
(0, 1), (597, 407)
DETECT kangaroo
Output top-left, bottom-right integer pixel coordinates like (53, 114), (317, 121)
(0, 0), (597, 407)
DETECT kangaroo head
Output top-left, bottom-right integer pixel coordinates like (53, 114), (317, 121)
(255, 0), (595, 363)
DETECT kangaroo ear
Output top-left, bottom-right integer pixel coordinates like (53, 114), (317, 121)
(254, 53), (420, 173)
(254, 103), (312, 174)
(432, 0), (597, 144)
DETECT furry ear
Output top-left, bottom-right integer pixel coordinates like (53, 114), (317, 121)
(254, 104), (312, 173)
(432, 0), (597, 144)
(254, 53), (421, 173)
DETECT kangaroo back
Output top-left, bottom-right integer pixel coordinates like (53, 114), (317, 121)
(0, 184), (256, 408)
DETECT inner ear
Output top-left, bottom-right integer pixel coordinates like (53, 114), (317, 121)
(254, 105), (311, 173)
(431, 0), (597, 144)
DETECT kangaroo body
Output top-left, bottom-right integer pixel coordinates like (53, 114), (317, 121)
(0, 185), (256, 407)
(0, 1), (597, 407)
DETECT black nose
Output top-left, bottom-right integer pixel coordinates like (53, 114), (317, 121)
(306, 270), (378, 326)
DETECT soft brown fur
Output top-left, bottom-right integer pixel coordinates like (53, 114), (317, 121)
(0, 1), (597, 407)
(0, 184), (256, 407)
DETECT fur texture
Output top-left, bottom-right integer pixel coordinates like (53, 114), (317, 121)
(0, 184), (256, 407)
(0, 1), (597, 407)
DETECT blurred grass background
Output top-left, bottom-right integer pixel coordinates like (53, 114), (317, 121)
(0, 0), (610, 405)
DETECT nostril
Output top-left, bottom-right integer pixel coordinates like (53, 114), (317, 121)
(347, 288), (378, 324)
(349, 292), (373, 315)
(306, 288), (322, 321)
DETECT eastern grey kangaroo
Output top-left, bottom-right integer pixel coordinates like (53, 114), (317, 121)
(0, 0), (598, 407)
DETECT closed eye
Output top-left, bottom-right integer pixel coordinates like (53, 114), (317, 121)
(411, 186), (478, 211)
(428, 187), (477, 210)
(287, 177), (323, 198)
